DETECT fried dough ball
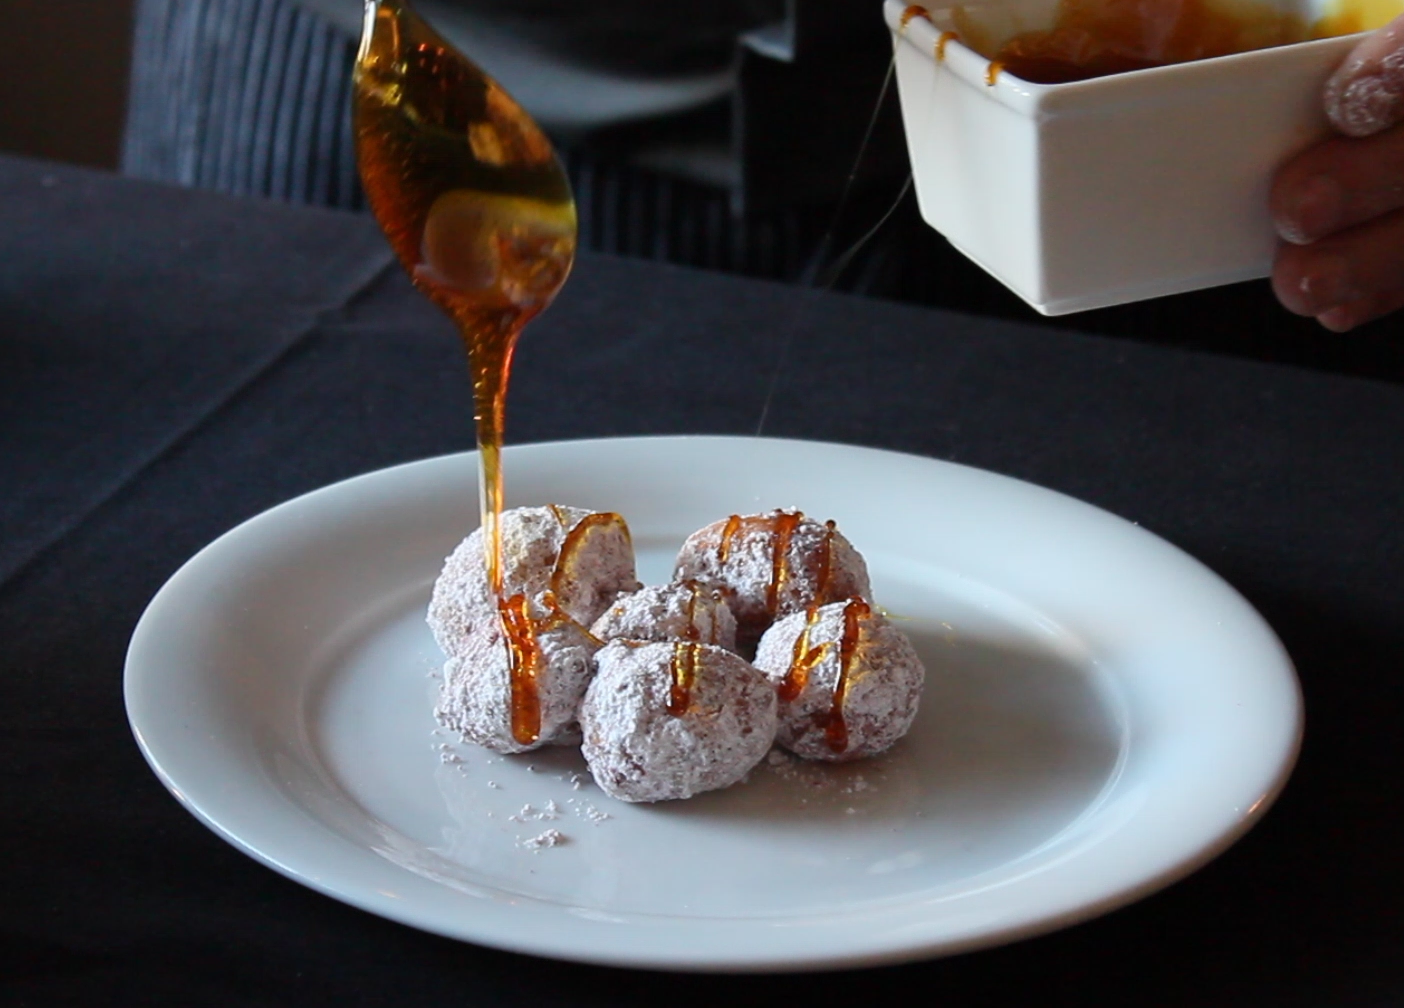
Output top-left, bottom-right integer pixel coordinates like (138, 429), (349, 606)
(579, 640), (777, 802)
(435, 612), (600, 754)
(672, 509), (870, 649)
(588, 581), (738, 652)
(428, 504), (639, 657)
(753, 599), (924, 762)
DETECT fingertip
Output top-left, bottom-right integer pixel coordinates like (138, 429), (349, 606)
(1316, 304), (1361, 331)
(1325, 20), (1404, 137)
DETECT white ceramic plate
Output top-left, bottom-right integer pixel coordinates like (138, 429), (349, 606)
(125, 436), (1300, 972)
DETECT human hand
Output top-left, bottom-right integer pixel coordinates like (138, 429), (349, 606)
(1270, 14), (1404, 331)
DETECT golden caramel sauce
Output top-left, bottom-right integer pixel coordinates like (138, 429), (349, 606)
(765, 511), (804, 616)
(549, 511), (627, 600)
(547, 503), (573, 528)
(668, 641), (703, 716)
(717, 514), (742, 564)
(825, 598), (872, 753)
(681, 580), (703, 641)
(781, 606), (829, 703)
(954, 0), (1401, 85)
(936, 30), (961, 59)
(497, 593), (542, 744)
(354, 1), (575, 746)
(779, 597), (870, 753)
(354, 0), (574, 588)
(901, 4), (933, 28)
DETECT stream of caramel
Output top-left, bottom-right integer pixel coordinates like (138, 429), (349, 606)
(353, 0), (575, 745)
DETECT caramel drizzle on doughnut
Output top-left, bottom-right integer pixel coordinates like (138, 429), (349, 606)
(547, 503), (572, 528)
(765, 511), (803, 616)
(781, 606), (829, 703)
(501, 509), (622, 743)
(900, 4), (931, 29)
(668, 640), (702, 716)
(825, 598), (871, 753)
(549, 510), (626, 603)
(664, 583), (706, 716)
(717, 514), (742, 564)
(499, 593), (542, 745)
(681, 579), (702, 642)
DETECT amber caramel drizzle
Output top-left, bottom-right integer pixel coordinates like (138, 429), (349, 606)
(984, 60), (1004, 86)
(668, 641), (702, 716)
(549, 511), (624, 601)
(497, 593), (542, 744)
(354, 2), (576, 745)
(900, 4), (931, 28)
(717, 514), (742, 564)
(825, 599), (871, 753)
(780, 607), (830, 703)
(764, 511), (803, 617)
(936, 31), (959, 60)
(547, 503), (573, 528)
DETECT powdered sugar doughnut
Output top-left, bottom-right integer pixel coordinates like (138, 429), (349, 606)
(588, 581), (738, 652)
(579, 640), (777, 802)
(428, 504), (639, 657)
(435, 610), (600, 754)
(673, 510), (870, 649)
(753, 599), (924, 762)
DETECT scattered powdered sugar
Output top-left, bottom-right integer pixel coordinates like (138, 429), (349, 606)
(509, 801), (562, 823)
(564, 797), (612, 825)
(518, 829), (568, 851)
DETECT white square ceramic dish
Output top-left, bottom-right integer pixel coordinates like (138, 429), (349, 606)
(884, 0), (1398, 314)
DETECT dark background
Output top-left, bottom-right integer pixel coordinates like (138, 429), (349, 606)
(0, 2), (136, 169)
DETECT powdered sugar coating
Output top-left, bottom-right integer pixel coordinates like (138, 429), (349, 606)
(588, 581), (738, 652)
(427, 505), (639, 657)
(579, 640), (778, 802)
(1326, 22), (1404, 137)
(673, 510), (870, 648)
(435, 616), (600, 754)
(754, 602), (924, 762)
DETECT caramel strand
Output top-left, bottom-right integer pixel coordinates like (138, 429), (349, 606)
(549, 511), (624, 601)
(765, 511), (803, 617)
(825, 598), (872, 754)
(900, 4), (931, 29)
(717, 514), (742, 564)
(667, 641), (702, 716)
(780, 606), (828, 703)
(498, 593), (542, 745)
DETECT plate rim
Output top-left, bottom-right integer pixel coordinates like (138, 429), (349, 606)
(124, 434), (1303, 972)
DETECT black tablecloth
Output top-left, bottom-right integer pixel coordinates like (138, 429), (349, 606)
(2, 154), (1401, 1007)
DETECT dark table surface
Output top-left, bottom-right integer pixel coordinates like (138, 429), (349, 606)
(2, 153), (1401, 1007)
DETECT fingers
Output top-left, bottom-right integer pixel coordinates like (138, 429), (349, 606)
(1325, 12), (1404, 137)
(1270, 125), (1404, 244)
(1272, 207), (1404, 330)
